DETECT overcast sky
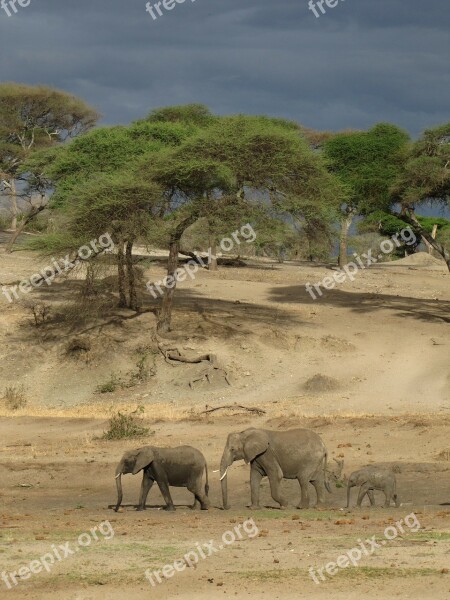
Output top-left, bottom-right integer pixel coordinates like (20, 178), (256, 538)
(0, 0), (449, 137)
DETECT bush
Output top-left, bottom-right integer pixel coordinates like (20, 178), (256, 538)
(3, 385), (27, 410)
(102, 406), (151, 440)
(96, 374), (121, 394)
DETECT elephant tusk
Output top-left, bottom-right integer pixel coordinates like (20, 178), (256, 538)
(219, 468), (228, 481)
(115, 474), (121, 479)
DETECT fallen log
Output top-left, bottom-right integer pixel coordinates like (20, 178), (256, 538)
(200, 404), (265, 416)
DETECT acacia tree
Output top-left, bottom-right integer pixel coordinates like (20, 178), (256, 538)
(0, 83), (98, 248)
(68, 174), (163, 309)
(29, 116), (202, 310)
(33, 105), (343, 334)
(391, 122), (450, 270)
(324, 123), (410, 267)
(140, 114), (343, 332)
(141, 151), (235, 332)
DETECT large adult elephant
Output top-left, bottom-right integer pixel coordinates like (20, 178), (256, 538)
(219, 428), (330, 509)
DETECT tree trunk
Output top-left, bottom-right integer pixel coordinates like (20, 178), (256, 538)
(125, 240), (138, 311)
(208, 230), (218, 271)
(397, 209), (450, 273)
(6, 204), (46, 253)
(157, 214), (198, 333)
(81, 262), (97, 297)
(157, 238), (179, 333)
(117, 241), (127, 308)
(9, 180), (18, 231)
(426, 224), (438, 255)
(338, 212), (354, 268)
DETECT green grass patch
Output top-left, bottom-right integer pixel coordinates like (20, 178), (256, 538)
(409, 531), (450, 541)
(238, 566), (440, 582)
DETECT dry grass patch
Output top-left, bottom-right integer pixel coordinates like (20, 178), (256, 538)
(2, 384), (27, 410)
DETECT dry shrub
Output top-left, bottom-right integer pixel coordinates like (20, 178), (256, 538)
(25, 302), (52, 327)
(436, 449), (450, 461)
(3, 385), (27, 410)
(60, 294), (117, 327)
(66, 337), (91, 355)
(304, 374), (340, 393)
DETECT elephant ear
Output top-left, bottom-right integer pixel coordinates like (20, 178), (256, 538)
(132, 447), (155, 475)
(243, 432), (270, 463)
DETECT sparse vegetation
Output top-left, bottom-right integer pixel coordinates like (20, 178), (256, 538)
(304, 374), (340, 393)
(96, 347), (157, 393)
(65, 337), (91, 356)
(2, 384), (27, 410)
(96, 373), (122, 394)
(27, 301), (51, 327)
(101, 406), (151, 440)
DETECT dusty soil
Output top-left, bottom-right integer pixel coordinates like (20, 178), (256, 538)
(0, 243), (449, 599)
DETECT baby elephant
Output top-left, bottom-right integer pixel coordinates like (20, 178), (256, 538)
(114, 445), (209, 512)
(347, 466), (399, 508)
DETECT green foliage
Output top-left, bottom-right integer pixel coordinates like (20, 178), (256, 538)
(358, 211), (420, 255)
(26, 232), (87, 255)
(251, 217), (297, 261)
(360, 211), (449, 243)
(102, 406), (150, 440)
(96, 374), (121, 394)
(69, 173), (162, 241)
(416, 215), (450, 234)
(145, 103), (215, 127)
(43, 121), (192, 208)
(393, 122), (450, 206)
(176, 115), (319, 191)
(0, 82), (98, 178)
(359, 211), (411, 238)
(324, 123), (410, 215)
(140, 114), (343, 269)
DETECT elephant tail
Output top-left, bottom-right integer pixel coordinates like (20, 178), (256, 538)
(323, 452), (332, 494)
(204, 463), (209, 497)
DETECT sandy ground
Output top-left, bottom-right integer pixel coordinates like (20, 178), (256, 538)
(0, 243), (449, 598)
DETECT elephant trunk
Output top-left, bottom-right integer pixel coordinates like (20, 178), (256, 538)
(220, 450), (233, 510)
(114, 462), (124, 512)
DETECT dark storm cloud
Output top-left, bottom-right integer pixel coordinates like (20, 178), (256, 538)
(0, 0), (449, 135)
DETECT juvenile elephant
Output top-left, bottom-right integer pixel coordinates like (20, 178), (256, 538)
(346, 466), (399, 508)
(220, 428), (330, 510)
(114, 445), (209, 512)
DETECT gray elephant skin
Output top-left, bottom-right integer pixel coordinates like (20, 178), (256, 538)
(219, 428), (330, 509)
(115, 445), (209, 512)
(346, 466), (399, 508)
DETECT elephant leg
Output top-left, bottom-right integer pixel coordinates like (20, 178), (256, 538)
(256, 456), (287, 509)
(367, 489), (376, 506)
(311, 477), (326, 506)
(296, 476), (311, 509)
(152, 463), (175, 511)
(249, 463), (264, 509)
(356, 483), (371, 507)
(187, 480), (209, 511)
(383, 488), (392, 508)
(137, 470), (154, 511)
